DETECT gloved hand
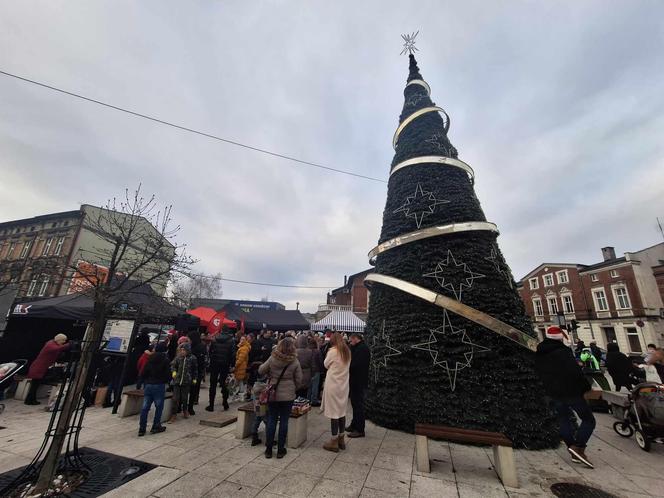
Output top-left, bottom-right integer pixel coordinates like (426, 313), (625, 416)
(193, 379), (197, 385)
(172, 371), (177, 379)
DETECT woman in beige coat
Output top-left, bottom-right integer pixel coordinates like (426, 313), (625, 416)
(322, 332), (351, 452)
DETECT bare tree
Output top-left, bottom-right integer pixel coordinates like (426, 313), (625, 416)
(29, 185), (195, 495)
(170, 272), (223, 308)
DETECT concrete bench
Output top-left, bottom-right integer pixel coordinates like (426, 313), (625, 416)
(415, 423), (518, 488)
(13, 378), (58, 401)
(118, 389), (173, 424)
(236, 402), (308, 449)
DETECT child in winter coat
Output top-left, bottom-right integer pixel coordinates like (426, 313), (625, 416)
(250, 375), (268, 446)
(234, 336), (251, 400)
(169, 343), (198, 423)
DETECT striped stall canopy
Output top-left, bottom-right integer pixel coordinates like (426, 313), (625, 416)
(311, 310), (366, 333)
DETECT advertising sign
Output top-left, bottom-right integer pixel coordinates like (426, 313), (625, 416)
(103, 319), (135, 353)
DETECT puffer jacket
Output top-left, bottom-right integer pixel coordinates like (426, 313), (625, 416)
(258, 350), (303, 402)
(534, 339), (590, 399)
(209, 332), (236, 368)
(296, 336), (315, 389)
(171, 354), (198, 386)
(234, 341), (250, 381)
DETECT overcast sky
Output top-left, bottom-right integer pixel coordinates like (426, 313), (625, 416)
(1, 1), (663, 312)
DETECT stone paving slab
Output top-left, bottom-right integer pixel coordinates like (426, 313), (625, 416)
(0, 389), (662, 497)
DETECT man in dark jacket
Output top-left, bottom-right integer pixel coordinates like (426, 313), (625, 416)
(347, 333), (371, 438)
(187, 331), (207, 415)
(256, 330), (276, 363)
(138, 342), (171, 436)
(535, 326), (595, 469)
(206, 327), (236, 412)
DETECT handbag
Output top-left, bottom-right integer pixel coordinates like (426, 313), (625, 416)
(259, 364), (289, 405)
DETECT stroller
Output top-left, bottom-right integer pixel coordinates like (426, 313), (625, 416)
(0, 359), (27, 414)
(609, 382), (664, 451)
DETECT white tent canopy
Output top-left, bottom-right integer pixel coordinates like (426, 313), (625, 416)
(311, 310), (366, 333)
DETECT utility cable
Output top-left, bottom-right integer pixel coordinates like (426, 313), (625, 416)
(0, 69), (386, 183)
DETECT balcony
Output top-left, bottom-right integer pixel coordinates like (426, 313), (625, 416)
(318, 304), (352, 312)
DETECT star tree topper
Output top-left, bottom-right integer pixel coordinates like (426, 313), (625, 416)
(411, 310), (490, 391)
(400, 31), (419, 55)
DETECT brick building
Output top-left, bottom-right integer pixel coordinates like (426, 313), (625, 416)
(517, 243), (664, 353)
(0, 205), (172, 302)
(323, 269), (372, 319)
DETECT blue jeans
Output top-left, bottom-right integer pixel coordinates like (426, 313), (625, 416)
(139, 383), (166, 431)
(553, 397), (596, 448)
(308, 373), (320, 403)
(266, 400), (293, 450)
(252, 415), (265, 436)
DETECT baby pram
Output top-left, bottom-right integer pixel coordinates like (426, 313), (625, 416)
(606, 382), (664, 451)
(0, 359), (27, 414)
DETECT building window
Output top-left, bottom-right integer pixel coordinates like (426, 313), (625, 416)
(547, 296), (559, 315)
(613, 287), (631, 309)
(562, 294), (574, 314)
(543, 274), (554, 287)
(38, 277), (50, 297)
(529, 278), (539, 290)
(54, 237), (65, 256)
(27, 279), (38, 296)
(603, 326), (617, 344)
(556, 270), (569, 284)
(19, 240), (32, 259)
(532, 298), (543, 316)
(625, 327), (642, 353)
(590, 274), (598, 282)
(593, 289), (608, 311)
(610, 269), (619, 278)
(42, 238), (53, 256)
(7, 242), (15, 259)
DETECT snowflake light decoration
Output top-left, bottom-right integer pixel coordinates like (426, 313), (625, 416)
(411, 310), (490, 391)
(405, 93), (427, 108)
(400, 31), (419, 55)
(485, 245), (514, 289)
(393, 183), (449, 229)
(423, 249), (485, 301)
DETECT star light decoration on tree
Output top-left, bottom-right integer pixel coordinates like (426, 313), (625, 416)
(400, 31), (419, 56)
(485, 245), (514, 289)
(412, 310), (490, 391)
(393, 183), (449, 229)
(370, 320), (402, 383)
(423, 249), (485, 301)
(426, 131), (456, 157)
(405, 92), (427, 108)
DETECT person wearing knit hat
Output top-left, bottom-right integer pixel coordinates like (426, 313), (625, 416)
(138, 341), (171, 436)
(534, 325), (595, 469)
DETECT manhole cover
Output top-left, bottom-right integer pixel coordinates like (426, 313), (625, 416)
(551, 483), (617, 498)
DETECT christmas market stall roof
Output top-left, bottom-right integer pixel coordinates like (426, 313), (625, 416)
(10, 283), (182, 322)
(311, 310), (366, 333)
(243, 309), (310, 332)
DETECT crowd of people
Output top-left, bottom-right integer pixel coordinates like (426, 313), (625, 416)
(134, 326), (371, 458)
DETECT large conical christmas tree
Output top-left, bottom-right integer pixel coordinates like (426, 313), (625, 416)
(364, 48), (558, 449)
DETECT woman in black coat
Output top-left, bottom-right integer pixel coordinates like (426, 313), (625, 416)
(605, 343), (639, 392)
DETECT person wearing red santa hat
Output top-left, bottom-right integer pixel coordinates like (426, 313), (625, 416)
(534, 325), (595, 469)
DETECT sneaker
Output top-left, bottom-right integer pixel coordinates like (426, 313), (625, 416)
(138, 429), (146, 437)
(265, 447), (273, 459)
(276, 448), (287, 459)
(347, 431), (365, 438)
(205, 405), (214, 412)
(150, 425), (166, 434)
(568, 446), (594, 469)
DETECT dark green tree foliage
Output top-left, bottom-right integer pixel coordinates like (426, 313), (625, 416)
(365, 55), (558, 449)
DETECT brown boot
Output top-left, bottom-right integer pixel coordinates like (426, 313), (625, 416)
(167, 414), (177, 424)
(323, 437), (339, 453)
(338, 434), (346, 450)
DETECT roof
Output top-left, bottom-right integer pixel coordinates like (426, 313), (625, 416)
(519, 263), (585, 282)
(243, 309), (310, 332)
(0, 209), (83, 228)
(578, 257), (628, 272)
(330, 269), (373, 295)
(311, 310), (366, 333)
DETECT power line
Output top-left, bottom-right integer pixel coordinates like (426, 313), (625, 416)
(0, 69), (386, 183)
(202, 274), (337, 289)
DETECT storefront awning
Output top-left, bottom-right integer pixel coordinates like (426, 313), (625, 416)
(311, 310), (366, 333)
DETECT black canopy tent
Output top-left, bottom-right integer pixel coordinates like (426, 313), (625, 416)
(243, 309), (310, 332)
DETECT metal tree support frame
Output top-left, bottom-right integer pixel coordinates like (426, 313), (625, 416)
(0, 327), (102, 496)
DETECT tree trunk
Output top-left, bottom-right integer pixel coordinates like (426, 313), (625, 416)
(32, 307), (106, 494)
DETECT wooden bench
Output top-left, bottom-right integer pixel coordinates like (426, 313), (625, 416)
(118, 389), (173, 423)
(415, 423), (519, 488)
(236, 402), (308, 449)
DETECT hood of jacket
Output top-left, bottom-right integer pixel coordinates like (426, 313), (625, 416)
(214, 333), (234, 345)
(536, 338), (569, 356)
(270, 349), (297, 367)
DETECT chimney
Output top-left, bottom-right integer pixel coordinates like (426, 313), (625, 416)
(344, 275), (347, 286)
(601, 246), (616, 261)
